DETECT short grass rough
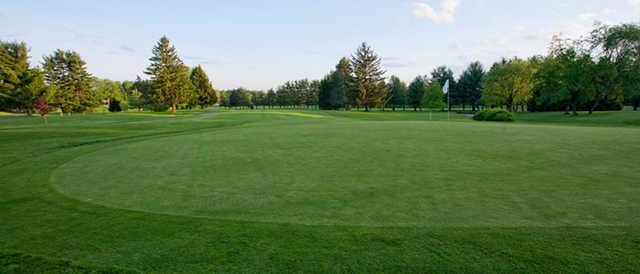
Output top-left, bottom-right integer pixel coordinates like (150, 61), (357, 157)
(1, 109), (639, 273)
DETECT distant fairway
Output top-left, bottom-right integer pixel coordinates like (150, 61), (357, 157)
(2, 110), (640, 272)
(52, 113), (640, 227)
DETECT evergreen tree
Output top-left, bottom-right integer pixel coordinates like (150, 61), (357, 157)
(0, 41), (46, 114)
(43, 49), (96, 114)
(319, 58), (355, 110)
(350, 43), (386, 111)
(266, 89), (277, 108)
(0, 41), (28, 97)
(307, 80), (320, 108)
(318, 72), (335, 110)
(190, 65), (216, 108)
(431, 66), (457, 111)
(407, 76), (427, 111)
(334, 57), (355, 109)
(228, 88), (253, 108)
(145, 36), (192, 112)
(387, 76), (407, 111)
(457, 62), (485, 111)
(276, 81), (294, 108)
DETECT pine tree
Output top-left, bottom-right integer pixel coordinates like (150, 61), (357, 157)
(145, 36), (191, 112)
(0, 41), (46, 114)
(318, 72), (335, 110)
(190, 65), (216, 108)
(43, 49), (95, 114)
(0, 41), (27, 96)
(350, 43), (386, 111)
(334, 57), (354, 109)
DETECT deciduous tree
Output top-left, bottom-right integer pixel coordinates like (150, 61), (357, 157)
(482, 59), (536, 112)
(407, 76), (427, 111)
(387, 76), (407, 111)
(457, 62), (485, 111)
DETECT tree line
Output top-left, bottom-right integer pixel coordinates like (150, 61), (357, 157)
(1, 22), (638, 115)
(0, 36), (217, 115)
(219, 22), (639, 114)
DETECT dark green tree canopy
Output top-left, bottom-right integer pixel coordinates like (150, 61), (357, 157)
(407, 76), (427, 111)
(145, 36), (192, 112)
(0, 41), (46, 114)
(387, 75), (407, 111)
(43, 49), (95, 114)
(319, 57), (355, 110)
(350, 42), (386, 111)
(457, 61), (485, 111)
(190, 65), (216, 108)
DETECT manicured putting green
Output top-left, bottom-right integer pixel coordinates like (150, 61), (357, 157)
(51, 115), (640, 226)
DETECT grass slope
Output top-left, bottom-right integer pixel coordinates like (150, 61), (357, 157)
(1, 109), (639, 273)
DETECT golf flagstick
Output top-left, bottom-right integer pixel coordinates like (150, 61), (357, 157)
(443, 80), (450, 121)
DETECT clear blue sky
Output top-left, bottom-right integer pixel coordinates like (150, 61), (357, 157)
(1, 0), (638, 90)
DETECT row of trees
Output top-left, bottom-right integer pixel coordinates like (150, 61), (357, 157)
(198, 21), (640, 114)
(315, 51), (483, 112)
(0, 42), (104, 116)
(0, 36), (218, 115)
(2, 22), (638, 115)
(482, 23), (640, 114)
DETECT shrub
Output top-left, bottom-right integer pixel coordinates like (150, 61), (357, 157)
(108, 99), (122, 112)
(473, 109), (515, 122)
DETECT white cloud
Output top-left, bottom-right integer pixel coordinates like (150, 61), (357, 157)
(412, 0), (461, 24)
(629, 0), (640, 9)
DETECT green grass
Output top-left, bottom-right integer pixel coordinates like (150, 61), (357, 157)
(1, 109), (639, 272)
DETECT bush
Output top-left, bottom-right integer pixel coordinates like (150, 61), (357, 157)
(473, 109), (515, 122)
(108, 99), (122, 112)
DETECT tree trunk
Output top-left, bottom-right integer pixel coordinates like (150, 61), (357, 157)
(171, 104), (177, 113)
(589, 95), (603, 115)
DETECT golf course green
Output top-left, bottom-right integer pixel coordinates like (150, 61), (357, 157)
(2, 109), (640, 272)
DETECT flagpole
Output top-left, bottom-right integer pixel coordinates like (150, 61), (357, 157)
(446, 80), (450, 121)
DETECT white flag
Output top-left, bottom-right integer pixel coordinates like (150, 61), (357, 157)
(443, 80), (450, 94)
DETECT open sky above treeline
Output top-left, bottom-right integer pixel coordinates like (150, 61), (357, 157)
(2, 0), (639, 90)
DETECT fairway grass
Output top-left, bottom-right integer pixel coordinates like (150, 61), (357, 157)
(2, 110), (640, 272)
